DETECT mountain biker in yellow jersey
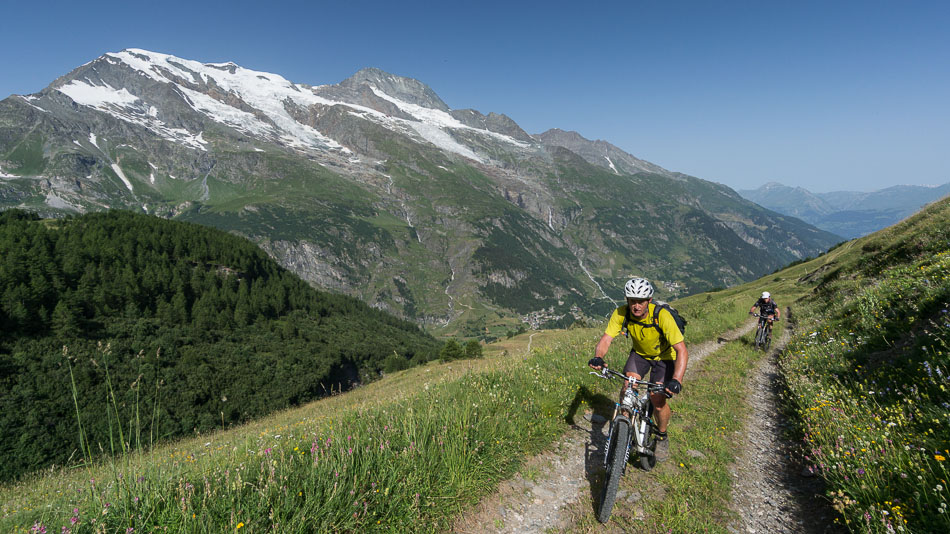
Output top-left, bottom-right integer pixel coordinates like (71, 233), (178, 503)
(749, 291), (780, 322)
(588, 277), (689, 462)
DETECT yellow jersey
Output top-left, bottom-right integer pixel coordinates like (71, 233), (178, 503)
(604, 303), (685, 360)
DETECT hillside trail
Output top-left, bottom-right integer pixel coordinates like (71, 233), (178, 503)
(453, 316), (842, 533)
(727, 316), (844, 534)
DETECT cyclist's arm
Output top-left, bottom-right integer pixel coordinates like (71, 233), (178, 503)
(749, 305), (757, 314)
(593, 307), (625, 369)
(670, 341), (688, 383)
(593, 334), (613, 365)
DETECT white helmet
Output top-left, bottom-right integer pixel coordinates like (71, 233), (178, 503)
(762, 291), (771, 299)
(624, 277), (655, 299)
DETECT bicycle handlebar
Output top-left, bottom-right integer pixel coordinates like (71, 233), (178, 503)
(751, 313), (779, 320)
(588, 366), (668, 393)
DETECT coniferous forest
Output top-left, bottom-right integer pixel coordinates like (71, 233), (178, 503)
(0, 210), (442, 482)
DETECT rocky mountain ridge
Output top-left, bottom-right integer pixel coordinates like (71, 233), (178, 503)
(739, 181), (950, 238)
(0, 49), (841, 336)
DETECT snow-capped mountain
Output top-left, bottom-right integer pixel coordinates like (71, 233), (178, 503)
(0, 49), (840, 332)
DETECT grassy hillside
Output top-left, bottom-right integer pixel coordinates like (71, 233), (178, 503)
(777, 199), (950, 532)
(2, 198), (947, 532)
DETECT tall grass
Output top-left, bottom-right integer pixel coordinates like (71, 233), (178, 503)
(780, 249), (950, 532)
(1, 333), (592, 532)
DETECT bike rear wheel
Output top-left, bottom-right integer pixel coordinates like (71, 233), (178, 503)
(598, 418), (630, 523)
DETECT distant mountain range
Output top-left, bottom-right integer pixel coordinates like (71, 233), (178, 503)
(0, 49), (840, 335)
(738, 182), (950, 239)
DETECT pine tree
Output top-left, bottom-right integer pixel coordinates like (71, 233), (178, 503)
(52, 300), (82, 338)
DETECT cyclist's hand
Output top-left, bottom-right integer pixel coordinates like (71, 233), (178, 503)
(588, 357), (605, 370)
(664, 378), (682, 397)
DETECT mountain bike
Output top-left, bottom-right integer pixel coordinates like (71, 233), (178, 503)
(589, 365), (669, 523)
(752, 313), (779, 351)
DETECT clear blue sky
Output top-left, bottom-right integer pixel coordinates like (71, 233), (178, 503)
(2, 0), (948, 193)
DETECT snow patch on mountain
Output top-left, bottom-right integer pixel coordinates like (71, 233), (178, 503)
(369, 86), (530, 154)
(58, 81), (208, 151)
(106, 49), (348, 154)
(59, 80), (139, 107)
(17, 95), (49, 113)
(111, 163), (134, 193)
(407, 120), (484, 162)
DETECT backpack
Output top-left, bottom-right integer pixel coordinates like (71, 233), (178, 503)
(621, 300), (687, 350)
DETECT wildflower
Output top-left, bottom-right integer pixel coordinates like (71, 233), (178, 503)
(937, 455), (946, 461)
(237, 522), (244, 529)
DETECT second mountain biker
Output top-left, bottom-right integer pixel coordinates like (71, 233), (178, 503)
(588, 277), (689, 462)
(750, 291), (780, 323)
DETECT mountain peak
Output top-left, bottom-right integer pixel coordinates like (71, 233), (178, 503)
(534, 128), (673, 177)
(341, 68), (449, 111)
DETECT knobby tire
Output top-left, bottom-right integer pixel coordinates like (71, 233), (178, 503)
(598, 418), (630, 523)
(755, 323), (767, 350)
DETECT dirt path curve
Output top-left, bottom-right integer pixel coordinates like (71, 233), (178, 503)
(453, 320), (759, 533)
(728, 319), (844, 534)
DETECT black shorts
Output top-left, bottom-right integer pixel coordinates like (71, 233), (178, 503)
(623, 350), (675, 385)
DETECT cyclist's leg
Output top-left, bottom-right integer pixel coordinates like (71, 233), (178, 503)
(648, 360), (675, 462)
(621, 349), (647, 398)
(648, 360), (676, 433)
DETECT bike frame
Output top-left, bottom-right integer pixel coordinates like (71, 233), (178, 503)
(752, 313), (778, 349)
(592, 367), (666, 470)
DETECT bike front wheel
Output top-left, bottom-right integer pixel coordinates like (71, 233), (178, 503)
(754, 325), (766, 350)
(598, 418), (630, 523)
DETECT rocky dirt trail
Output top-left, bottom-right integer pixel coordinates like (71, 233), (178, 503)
(454, 320), (783, 533)
(727, 319), (844, 534)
